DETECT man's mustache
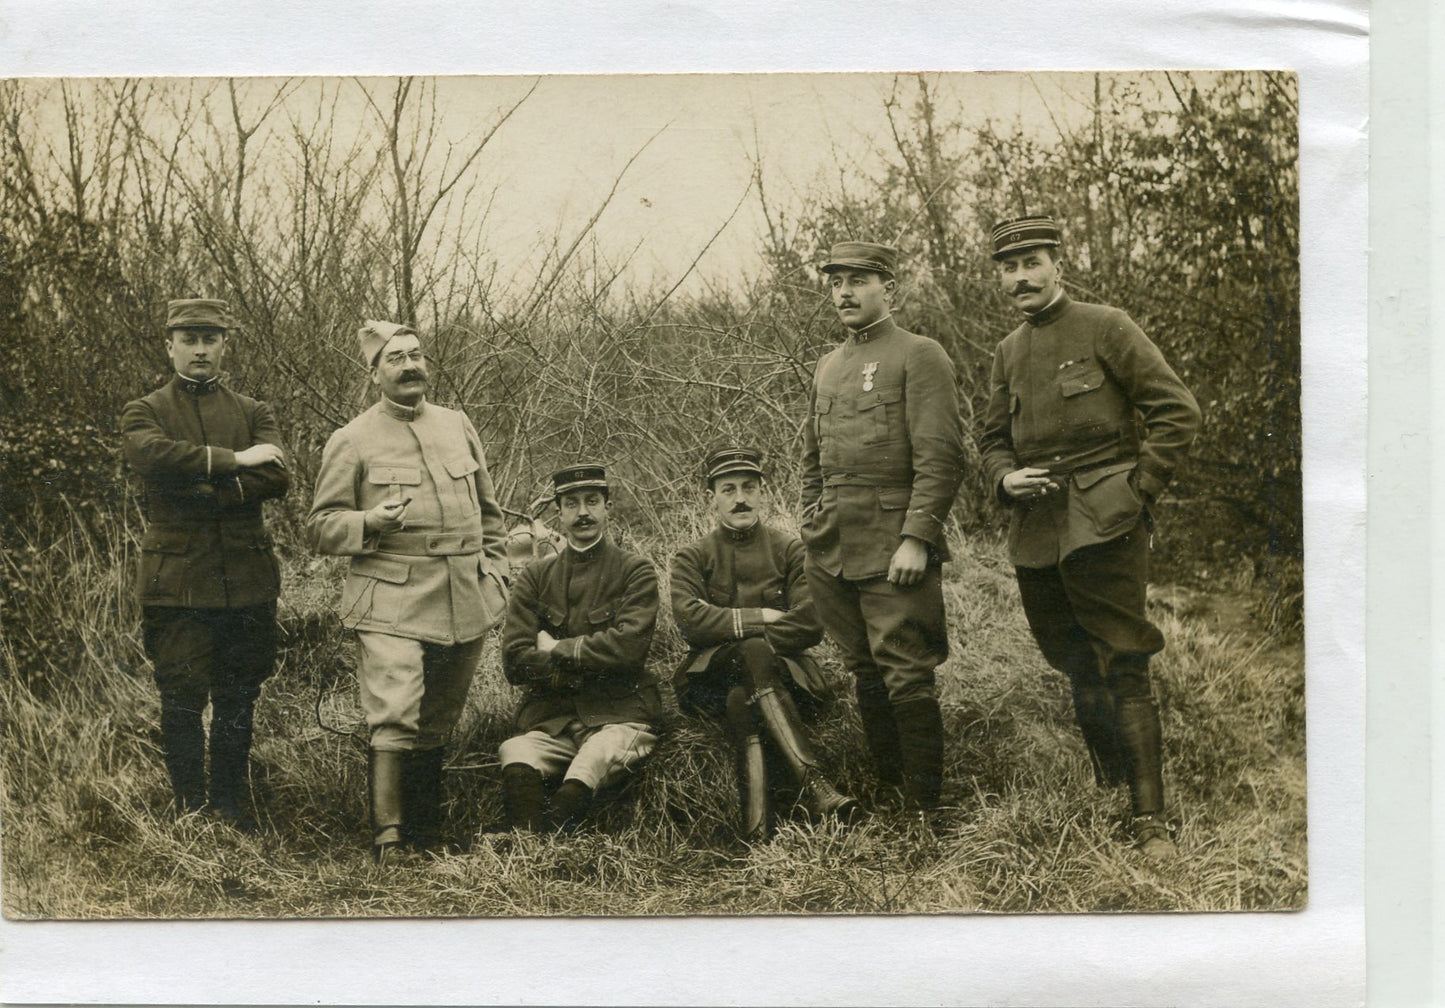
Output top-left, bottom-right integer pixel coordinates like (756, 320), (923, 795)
(398, 369), (427, 383)
(1011, 282), (1042, 295)
(571, 517), (597, 527)
(730, 503), (753, 514)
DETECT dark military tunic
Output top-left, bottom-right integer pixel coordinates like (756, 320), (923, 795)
(800, 317), (964, 578)
(979, 293), (1201, 568)
(122, 375), (288, 609)
(670, 522), (828, 711)
(502, 538), (662, 735)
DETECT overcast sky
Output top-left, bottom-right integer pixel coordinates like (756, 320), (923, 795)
(19, 72), (1115, 299)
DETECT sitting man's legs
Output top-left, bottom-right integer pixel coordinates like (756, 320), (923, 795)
(496, 721), (657, 832)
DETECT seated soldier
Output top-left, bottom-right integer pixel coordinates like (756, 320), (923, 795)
(671, 446), (858, 840)
(493, 464), (662, 832)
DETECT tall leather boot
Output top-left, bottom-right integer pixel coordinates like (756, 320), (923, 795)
(369, 748), (409, 864)
(1070, 677), (1127, 787)
(855, 677), (904, 788)
(403, 748), (448, 853)
(725, 683), (772, 839)
(752, 685), (858, 820)
(1116, 695), (1176, 861)
(499, 763), (548, 831)
(893, 696), (944, 811)
(207, 700), (257, 829)
(158, 702), (207, 816)
(549, 779), (593, 833)
(738, 734), (771, 841)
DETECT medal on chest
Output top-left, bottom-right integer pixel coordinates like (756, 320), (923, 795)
(861, 362), (879, 392)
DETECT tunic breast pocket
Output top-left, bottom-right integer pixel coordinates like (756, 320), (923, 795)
(444, 455), (481, 514)
(366, 464), (422, 502)
(587, 606), (615, 630)
(542, 605), (567, 636)
(856, 386), (903, 445)
(1056, 360), (1114, 433)
(813, 395), (833, 444)
(1058, 360), (1105, 399)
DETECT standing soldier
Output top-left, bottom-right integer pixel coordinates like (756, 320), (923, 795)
(671, 446), (857, 840)
(493, 464), (662, 834)
(121, 297), (289, 827)
(978, 215), (1201, 860)
(800, 242), (965, 816)
(308, 319), (508, 863)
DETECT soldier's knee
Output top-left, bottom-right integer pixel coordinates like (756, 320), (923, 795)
(724, 684), (753, 725)
(736, 637), (780, 688)
(1107, 653), (1153, 700)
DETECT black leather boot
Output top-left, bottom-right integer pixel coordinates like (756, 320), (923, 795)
(753, 685), (858, 821)
(369, 749), (409, 864)
(854, 677), (903, 788)
(403, 748), (449, 853)
(207, 700), (257, 829)
(738, 733), (771, 841)
(1116, 695), (1176, 861)
(158, 702), (207, 816)
(549, 779), (593, 833)
(892, 696), (944, 811)
(1070, 677), (1127, 787)
(498, 763), (548, 832)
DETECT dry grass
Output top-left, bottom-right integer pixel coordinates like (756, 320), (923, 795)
(0, 508), (1305, 919)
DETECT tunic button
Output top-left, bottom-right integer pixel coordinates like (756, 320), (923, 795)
(429, 537), (441, 549)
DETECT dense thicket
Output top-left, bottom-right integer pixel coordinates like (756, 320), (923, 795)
(0, 73), (1299, 571)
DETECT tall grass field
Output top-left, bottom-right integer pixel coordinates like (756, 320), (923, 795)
(0, 498), (1305, 919)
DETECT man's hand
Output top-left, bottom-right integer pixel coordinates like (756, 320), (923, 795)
(1002, 467), (1058, 502)
(759, 608), (787, 624)
(363, 498), (410, 534)
(887, 536), (930, 587)
(536, 630), (560, 653)
(235, 443), (286, 468)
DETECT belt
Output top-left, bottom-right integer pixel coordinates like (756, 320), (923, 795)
(376, 529), (485, 556)
(821, 473), (911, 488)
(1025, 456), (1136, 482)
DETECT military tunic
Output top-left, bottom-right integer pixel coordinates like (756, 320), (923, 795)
(979, 293), (1201, 569)
(670, 522), (828, 713)
(123, 375), (288, 610)
(307, 396), (508, 750)
(799, 317), (964, 706)
(498, 538), (662, 790)
(800, 317), (964, 578)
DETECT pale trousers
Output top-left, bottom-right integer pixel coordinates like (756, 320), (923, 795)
(356, 630), (485, 751)
(498, 720), (658, 791)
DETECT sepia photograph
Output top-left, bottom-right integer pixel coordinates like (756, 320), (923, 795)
(0, 70), (1305, 921)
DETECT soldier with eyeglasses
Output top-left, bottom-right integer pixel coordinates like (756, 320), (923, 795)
(308, 319), (509, 862)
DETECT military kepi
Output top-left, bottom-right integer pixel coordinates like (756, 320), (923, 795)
(820, 241), (899, 277)
(704, 445), (764, 485)
(358, 319), (417, 368)
(990, 215), (1062, 259)
(552, 463), (608, 498)
(167, 298), (231, 331)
